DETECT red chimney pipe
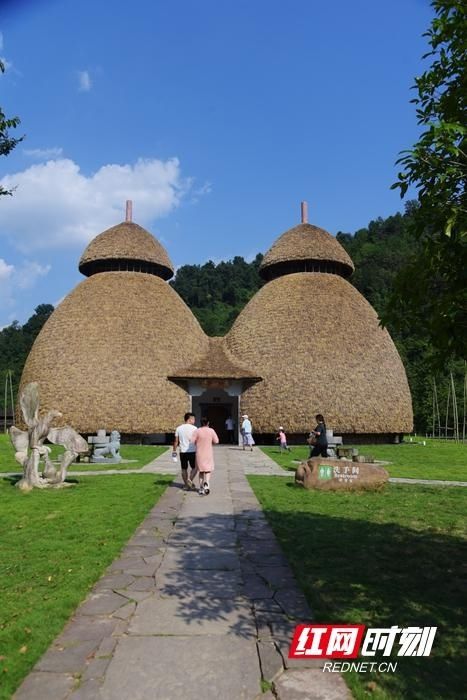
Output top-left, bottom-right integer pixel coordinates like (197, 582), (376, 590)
(125, 200), (133, 223)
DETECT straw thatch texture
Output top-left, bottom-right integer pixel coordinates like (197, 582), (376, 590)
(79, 222), (174, 279)
(225, 272), (413, 434)
(19, 272), (209, 434)
(170, 337), (262, 381)
(260, 223), (354, 279)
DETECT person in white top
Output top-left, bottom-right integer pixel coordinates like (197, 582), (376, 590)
(173, 412), (198, 490)
(225, 416), (235, 444)
(241, 414), (255, 451)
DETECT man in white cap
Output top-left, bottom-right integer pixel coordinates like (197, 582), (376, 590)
(241, 414), (254, 451)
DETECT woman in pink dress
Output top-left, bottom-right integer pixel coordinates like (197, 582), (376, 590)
(192, 418), (219, 495)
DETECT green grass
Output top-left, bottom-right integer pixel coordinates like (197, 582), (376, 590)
(248, 476), (467, 700)
(0, 433), (167, 472)
(261, 438), (467, 481)
(69, 444), (168, 470)
(0, 473), (172, 699)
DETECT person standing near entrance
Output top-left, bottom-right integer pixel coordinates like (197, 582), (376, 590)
(173, 412), (198, 490)
(225, 416), (235, 444)
(241, 414), (255, 451)
(192, 417), (219, 495)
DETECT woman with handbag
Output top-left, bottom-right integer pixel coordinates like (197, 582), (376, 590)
(308, 414), (328, 458)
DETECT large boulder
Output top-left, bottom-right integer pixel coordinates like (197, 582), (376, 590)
(295, 458), (389, 491)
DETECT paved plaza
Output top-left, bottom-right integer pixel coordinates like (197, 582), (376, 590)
(13, 447), (350, 700)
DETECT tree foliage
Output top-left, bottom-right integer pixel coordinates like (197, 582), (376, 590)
(0, 305), (54, 412)
(387, 0), (467, 364)
(0, 60), (23, 196)
(171, 254), (264, 335)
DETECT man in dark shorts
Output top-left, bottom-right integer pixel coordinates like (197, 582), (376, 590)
(173, 412), (198, 490)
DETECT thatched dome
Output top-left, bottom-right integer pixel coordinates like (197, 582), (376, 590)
(79, 221), (174, 280)
(225, 272), (413, 435)
(260, 223), (354, 281)
(20, 271), (209, 434)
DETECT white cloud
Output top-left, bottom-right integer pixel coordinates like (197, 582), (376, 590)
(78, 70), (92, 92)
(24, 147), (64, 160)
(0, 257), (49, 312)
(0, 258), (14, 282)
(190, 181), (212, 204)
(14, 261), (51, 290)
(0, 157), (193, 252)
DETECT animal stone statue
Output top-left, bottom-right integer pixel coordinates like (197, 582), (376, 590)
(9, 382), (88, 491)
(91, 430), (122, 463)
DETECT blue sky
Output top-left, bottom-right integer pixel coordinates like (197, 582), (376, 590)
(0, 0), (433, 327)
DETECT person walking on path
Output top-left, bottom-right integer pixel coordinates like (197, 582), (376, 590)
(308, 413), (329, 458)
(225, 416), (235, 444)
(173, 412), (198, 490)
(276, 427), (291, 453)
(192, 418), (219, 495)
(241, 414), (255, 451)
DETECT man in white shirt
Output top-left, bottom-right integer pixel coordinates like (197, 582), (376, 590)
(173, 412), (197, 490)
(225, 416), (235, 444)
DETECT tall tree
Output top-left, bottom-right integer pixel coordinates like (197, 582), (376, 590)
(0, 60), (23, 196)
(386, 0), (467, 365)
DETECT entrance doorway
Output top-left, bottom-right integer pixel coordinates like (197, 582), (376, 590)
(200, 403), (231, 443)
(191, 387), (239, 444)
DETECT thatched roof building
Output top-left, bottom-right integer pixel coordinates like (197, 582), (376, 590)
(20, 218), (208, 435)
(225, 216), (413, 440)
(19, 203), (412, 442)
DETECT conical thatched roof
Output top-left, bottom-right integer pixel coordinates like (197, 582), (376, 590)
(260, 223), (354, 281)
(20, 272), (208, 433)
(170, 337), (262, 381)
(79, 221), (174, 280)
(225, 272), (413, 435)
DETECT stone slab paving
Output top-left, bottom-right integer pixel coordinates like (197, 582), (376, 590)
(13, 446), (350, 700)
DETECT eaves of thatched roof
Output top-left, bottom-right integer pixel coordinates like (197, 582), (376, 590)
(79, 221), (174, 280)
(169, 337), (262, 382)
(260, 223), (355, 280)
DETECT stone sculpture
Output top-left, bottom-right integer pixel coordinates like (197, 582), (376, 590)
(9, 382), (88, 491)
(90, 430), (122, 464)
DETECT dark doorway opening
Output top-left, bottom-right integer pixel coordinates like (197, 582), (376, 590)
(200, 403), (232, 443)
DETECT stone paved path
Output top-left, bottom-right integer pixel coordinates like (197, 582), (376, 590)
(13, 447), (350, 700)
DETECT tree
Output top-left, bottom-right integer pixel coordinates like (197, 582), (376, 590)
(0, 305), (54, 413)
(385, 0), (467, 365)
(0, 60), (23, 196)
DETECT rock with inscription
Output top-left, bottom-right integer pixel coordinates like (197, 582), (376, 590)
(295, 458), (388, 491)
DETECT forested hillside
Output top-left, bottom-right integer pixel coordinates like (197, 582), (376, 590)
(1, 210), (464, 433)
(170, 254), (264, 335)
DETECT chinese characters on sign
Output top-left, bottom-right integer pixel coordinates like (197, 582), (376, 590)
(289, 624), (437, 659)
(318, 464), (360, 482)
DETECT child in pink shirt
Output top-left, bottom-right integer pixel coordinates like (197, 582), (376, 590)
(276, 427), (291, 453)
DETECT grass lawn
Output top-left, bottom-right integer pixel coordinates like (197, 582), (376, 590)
(249, 476), (467, 700)
(261, 438), (467, 482)
(0, 433), (167, 472)
(68, 444), (168, 471)
(0, 473), (172, 699)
